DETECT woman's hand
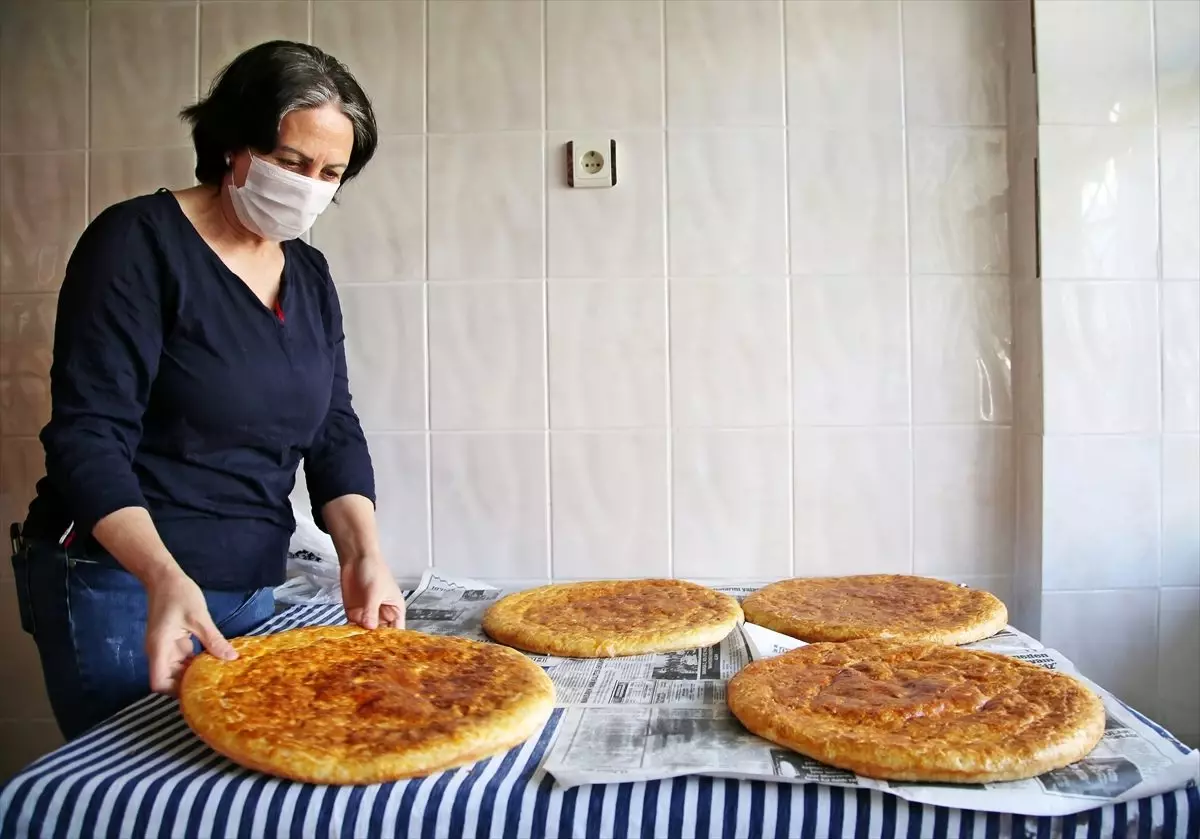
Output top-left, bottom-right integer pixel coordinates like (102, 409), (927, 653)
(341, 554), (406, 629)
(144, 570), (238, 695)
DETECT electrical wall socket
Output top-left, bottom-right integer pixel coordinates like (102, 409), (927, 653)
(566, 138), (617, 189)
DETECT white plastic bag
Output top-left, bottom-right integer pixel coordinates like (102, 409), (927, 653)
(274, 503), (344, 606)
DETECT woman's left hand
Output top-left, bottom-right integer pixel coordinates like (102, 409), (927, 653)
(340, 554), (406, 629)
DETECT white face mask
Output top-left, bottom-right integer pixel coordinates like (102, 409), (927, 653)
(227, 155), (339, 242)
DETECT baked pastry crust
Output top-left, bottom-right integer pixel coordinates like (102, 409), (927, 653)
(482, 579), (744, 657)
(727, 639), (1106, 783)
(742, 575), (1008, 645)
(180, 625), (555, 785)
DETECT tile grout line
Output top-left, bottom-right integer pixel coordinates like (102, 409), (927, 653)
(332, 271), (1018, 289)
(84, 0), (92, 223)
(780, 0), (795, 579)
(1149, 0), (1166, 702)
(540, 0), (554, 583)
(194, 0), (201, 104)
(897, 0), (917, 578)
(1150, 0), (1165, 581)
(421, 0), (434, 574)
(360, 421), (1019, 437)
(193, 0), (202, 187)
(660, 0), (674, 581)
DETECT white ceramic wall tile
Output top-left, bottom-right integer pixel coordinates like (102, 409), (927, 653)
(312, 137), (425, 283)
(1008, 129), (1040, 281)
(1012, 277), (1043, 434)
(1042, 281), (1160, 434)
(428, 282), (544, 431)
(428, 133), (544, 281)
(1164, 281), (1200, 432)
(548, 281), (666, 429)
(428, 0), (542, 133)
(788, 129), (906, 275)
(939, 575), (1015, 616)
(784, 0), (901, 126)
(902, 0), (1008, 127)
(367, 433), (429, 581)
(199, 2), (309, 95)
(339, 285), (425, 433)
(88, 148), (195, 220)
(911, 276), (1013, 425)
(670, 279), (789, 428)
(546, 132), (665, 279)
(908, 128), (1009, 275)
(0, 294), (56, 438)
(430, 432), (547, 581)
(1043, 434), (1161, 590)
(546, 0), (663, 130)
(312, 0), (425, 136)
(1041, 589), (1160, 713)
(913, 427), (1015, 577)
(0, 721), (62, 785)
(0, 154), (85, 294)
(0, 2), (86, 153)
(666, 0), (784, 128)
(791, 277), (909, 426)
(1035, 0), (1156, 126)
(1014, 433), (1043, 634)
(550, 432), (668, 579)
(667, 130), (787, 278)
(1006, 1), (1038, 133)
(1162, 434), (1200, 587)
(90, 2), (195, 150)
(794, 428), (912, 577)
(0, 580), (52, 720)
(1038, 126), (1159, 280)
(672, 429), (791, 579)
(1156, 0), (1200, 128)
(0, 293), (57, 351)
(1161, 130), (1200, 280)
(0, 436), (44, 540)
(1158, 586), (1200, 740)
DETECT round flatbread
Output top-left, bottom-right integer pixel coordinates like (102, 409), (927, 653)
(180, 625), (555, 785)
(742, 575), (1008, 645)
(482, 579), (744, 657)
(728, 639), (1105, 783)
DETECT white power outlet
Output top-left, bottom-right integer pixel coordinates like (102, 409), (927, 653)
(566, 138), (617, 189)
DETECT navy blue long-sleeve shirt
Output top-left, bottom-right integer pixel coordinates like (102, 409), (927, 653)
(23, 190), (375, 590)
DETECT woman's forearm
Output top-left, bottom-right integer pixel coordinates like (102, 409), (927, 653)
(320, 494), (383, 566)
(91, 507), (189, 588)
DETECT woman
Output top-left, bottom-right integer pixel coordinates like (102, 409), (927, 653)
(10, 41), (405, 741)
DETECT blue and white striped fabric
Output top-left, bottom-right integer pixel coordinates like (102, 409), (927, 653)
(1, 605), (1196, 839)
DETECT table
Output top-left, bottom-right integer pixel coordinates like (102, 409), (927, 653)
(2, 604), (1197, 839)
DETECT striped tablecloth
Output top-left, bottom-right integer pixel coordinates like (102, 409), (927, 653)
(1, 604), (1197, 839)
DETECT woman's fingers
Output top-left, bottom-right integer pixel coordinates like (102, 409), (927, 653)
(192, 616), (238, 661)
(147, 634), (192, 695)
(353, 596), (384, 630)
(379, 602), (404, 629)
(148, 618), (237, 697)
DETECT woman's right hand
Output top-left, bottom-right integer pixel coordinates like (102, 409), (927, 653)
(144, 570), (238, 695)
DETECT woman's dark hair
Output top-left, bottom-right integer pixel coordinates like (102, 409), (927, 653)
(180, 41), (378, 187)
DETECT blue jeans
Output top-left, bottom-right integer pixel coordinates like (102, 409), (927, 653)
(10, 539), (275, 741)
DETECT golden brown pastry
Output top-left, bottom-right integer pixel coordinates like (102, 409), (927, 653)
(180, 625), (555, 784)
(482, 579), (743, 657)
(742, 575), (1008, 645)
(728, 639), (1105, 783)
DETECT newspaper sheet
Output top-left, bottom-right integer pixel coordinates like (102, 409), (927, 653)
(405, 572), (1199, 817)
